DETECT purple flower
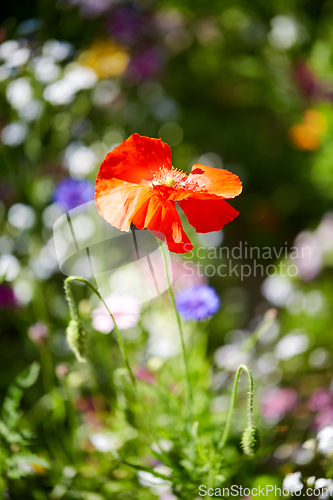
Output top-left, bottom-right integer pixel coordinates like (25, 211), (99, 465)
(294, 60), (333, 102)
(0, 283), (17, 308)
(53, 178), (94, 212)
(175, 285), (220, 321)
(107, 5), (151, 45)
(294, 61), (321, 100)
(127, 46), (163, 80)
(66, 0), (115, 18)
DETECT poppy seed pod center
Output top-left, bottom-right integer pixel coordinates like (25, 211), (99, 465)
(152, 166), (188, 188)
(164, 176), (176, 187)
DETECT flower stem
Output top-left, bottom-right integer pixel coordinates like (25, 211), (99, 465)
(217, 364), (254, 452)
(64, 276), (161, 446)
(159, 243), (194, 433)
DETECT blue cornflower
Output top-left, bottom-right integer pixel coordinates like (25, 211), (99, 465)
(175, 285), (221, 321)
(53, 178), (94, 211)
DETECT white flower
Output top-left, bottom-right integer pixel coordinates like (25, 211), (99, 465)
(0, 254), (20, 281)
(43, 40), (73, 61)
(316, 213), (333, 253)
(93, 80), (120, 106)
(34, 56), (60, 83)
(1, 122), (27, 146)
(63, 142), (97, 177)
(91, 294), (141, 333)
(315, 478), (333, 489)
(138, 471), (172, 496)
(307, 476), (315, 486)
(8, 203), (36, 230)
(5, 47), (31, 68)
(17, 460), (35, 475)
(64, 65), (97, 92)
(261, 275), (293, 306)
(151, 439), (173, 455)
(275, 332), (309, 360)
(268, 15), (298, 50)
(13, 280), (33, 305)
(43, 79), (76, 105)
(6, 78), (32, 109)
(283, 472), (303, 492)
(317, 426), (333, 456)
(0, 40), (19, 59)
(44, 64), (97, 105)
(89, 432), (120, 452)
(214, 343), (251, 371)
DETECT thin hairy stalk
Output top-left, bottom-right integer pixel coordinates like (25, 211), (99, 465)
(64, 276), (161, 447)
(159, 243), (193, 432)
(217, 364), (254, 452)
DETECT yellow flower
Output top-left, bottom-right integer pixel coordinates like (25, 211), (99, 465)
(288, 109), (327, 151)
(31, 463), (47, 475)
(78, 40), (130, 78)
(304, 109), (327, 134)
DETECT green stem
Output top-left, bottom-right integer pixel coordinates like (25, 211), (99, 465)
(0, 437), (5, 497)
(159, 243), (193, 433)
(217, 364), (254, 452)
(239, 313), (276, 355)
(64, 276), (161, 447)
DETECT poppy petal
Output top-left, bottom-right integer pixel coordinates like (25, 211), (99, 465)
(179, 197), (239, 233)
(96, 134), (172, 185)
(187, 164), (242, 199)
(95, 178), (153, 232)
(134, 195), (193, 253)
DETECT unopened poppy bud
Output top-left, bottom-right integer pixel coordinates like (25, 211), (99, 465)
(66, 319), (87, 363)
(241, 424), (261, 456)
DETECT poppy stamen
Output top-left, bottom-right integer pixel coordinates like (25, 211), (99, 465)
(152, 166), (188, 188)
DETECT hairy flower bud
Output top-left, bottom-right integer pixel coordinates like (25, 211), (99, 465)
(241, 424), (261, 456)
(66, 319), (87, 363)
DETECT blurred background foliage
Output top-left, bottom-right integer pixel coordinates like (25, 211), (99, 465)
(1, 0), (333, 498)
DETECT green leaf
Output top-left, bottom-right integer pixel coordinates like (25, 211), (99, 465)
(1, 363), (41, 429)
(10, 454), (51, 469)
(16, 362), (41, 389)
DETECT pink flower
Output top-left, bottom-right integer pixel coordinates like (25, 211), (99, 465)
(91, 294), (141, 333)
(308, 388), (333, 412)
(28, 322), (48, 345)
(56, 364), (68, 377)
(135, 367), (156, 385)
(314, 409), (333, 430)
(293, 231), (322, 281)
(261, 388), (298, 421)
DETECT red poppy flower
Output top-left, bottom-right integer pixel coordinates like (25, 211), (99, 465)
(95, 134), (242, 253)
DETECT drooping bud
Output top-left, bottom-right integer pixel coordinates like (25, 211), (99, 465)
(66, 319), (87, 363)
(241, 424), (261, 456)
